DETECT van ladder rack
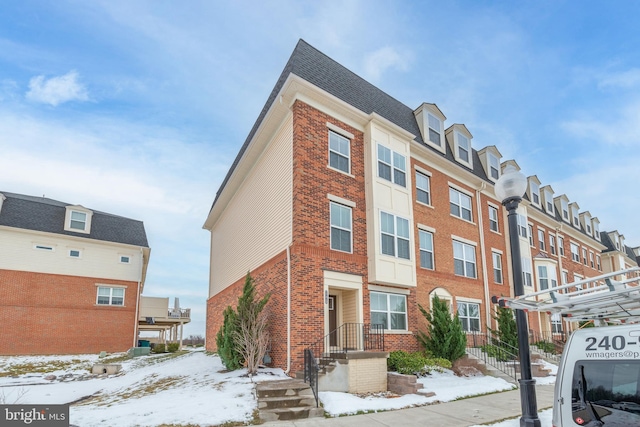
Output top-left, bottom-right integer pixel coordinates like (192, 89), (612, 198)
(492, 267), (640, 325)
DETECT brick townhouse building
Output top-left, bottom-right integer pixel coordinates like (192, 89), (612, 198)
(0, 191), (150, 355)
(203, 39), (639, 374)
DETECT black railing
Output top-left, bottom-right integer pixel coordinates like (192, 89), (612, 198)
(307, 323), (385, 371)
(466, 332), (519, 382)
(304, 348), (319, 407)
(529, 330), (569, 360)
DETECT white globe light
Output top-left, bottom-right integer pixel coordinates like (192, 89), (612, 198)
(495, 164), (527, 202)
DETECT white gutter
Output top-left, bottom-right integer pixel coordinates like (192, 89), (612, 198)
(133, 247), (143, 348)
(475, 183), (492, 330)
(285, 245), (292, 374)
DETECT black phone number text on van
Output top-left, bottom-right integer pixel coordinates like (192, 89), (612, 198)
(584, 334), (640, 358)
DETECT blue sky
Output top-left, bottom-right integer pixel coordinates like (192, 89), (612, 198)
(2, 1), (639, 337)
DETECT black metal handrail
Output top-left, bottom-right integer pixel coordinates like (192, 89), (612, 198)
(304, 348), (319, 407)
(467, 332), (519, 382)
(529, 330), (569, 360)
(307, 323), (385, 371)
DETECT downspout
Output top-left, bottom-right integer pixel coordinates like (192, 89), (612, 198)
(285, 245), (292, 374)
(554, 226), (565, 332)
(476, 183), (492, 330)
(133, 247), (143, 348)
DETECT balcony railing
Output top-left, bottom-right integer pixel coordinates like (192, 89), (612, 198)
(168, 308), (191, 319)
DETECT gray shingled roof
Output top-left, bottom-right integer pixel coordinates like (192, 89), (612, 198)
(0, 191), (149, 247)
(211, 39), (491, 209)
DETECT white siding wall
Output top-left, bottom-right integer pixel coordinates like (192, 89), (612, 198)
(0, 227), (143, 282)
(209, 117), (293, 297)
(365, 121), (416, 287)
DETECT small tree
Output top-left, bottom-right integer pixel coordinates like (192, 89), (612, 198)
(234, 273), (271, 376)
(216, 306), (242, 370)
(417, 295), (466, 362)
(215, 272), (270, 375)
(490, 305), (518, 349)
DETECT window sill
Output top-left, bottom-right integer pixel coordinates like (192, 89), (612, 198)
(327, 165), (355, 178)
(95, 304), (126, 308)
(415, 200), (434, 209)
(383, 330), (413, 335)
(449, 214), (475, 226)
(490, 229), (501, 236)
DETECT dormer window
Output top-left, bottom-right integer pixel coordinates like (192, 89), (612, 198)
(541, 186), (554, 215)
(528, 177), (541, 207)
(428, 113), (442, 147)
(488, 153), (500, 180)
(70, 211), (87, 231)
(64, 205), (93, 234)
(561, 200), (569, 221)
(572, 213), (579, 227)
(593, 222), (600, 240)
(457, 132), (470, 163)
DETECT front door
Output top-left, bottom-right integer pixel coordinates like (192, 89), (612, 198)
(329, 295), (337, 346)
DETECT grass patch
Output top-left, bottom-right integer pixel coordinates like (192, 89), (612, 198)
(77, 374), (188, 407)
(0, 359), (91, 377)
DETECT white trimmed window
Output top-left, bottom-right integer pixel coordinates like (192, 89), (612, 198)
(570, 243), (580, 262)
(517, 214), (528, 239)
(551, 313), (563, 333)
(370, 291), (407, 330)
(561, 200), (569, 221)
(330, 202), (352, 253)
(96, 286), (125, 306)
(329, 131), (350, 174)
(492, 252), (503, 284)
(593, 222), (600, 240)
(596, 255), (601, 271)
(377, 144), (406, 187)
(545, 190), (554, 214)
(69, 249), (81, 258)
(538, 265), (550, 290)
(70, 211), (87, 231)
(380, 212), (410, 260)
(558, 236), (565, 256)
(489, 206), (499, 232)
(456, 132), (471, 164)
(450, 188), (472, 221)
(538, 229), (546, 251)
(488, 153), (500, 180)
(522, 257), (533, 286)
(453, 240), (476, 278)
(419, 229), (434, 269)
(549, 235), (556, 255)
(427, 113), (442, 147)
(415, 171), (431, 205)
(458, 301), (480, 332)
(589, 251), (594, 268)
(573, 211), (579, 227)
(582, 248), (587, 265)
(562, 270), (569, 285)
(119, 255), (131, 264)
(530, 181), (540, 206)
(528, 224), (534, 246)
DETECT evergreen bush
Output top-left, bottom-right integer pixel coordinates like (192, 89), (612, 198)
(416, 295), (467, 363)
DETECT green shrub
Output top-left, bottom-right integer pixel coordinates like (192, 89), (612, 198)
(167, 343), (180, 353)
(417, 296), (467, 363)
(152, 343), (166, 353)
(388, 351), (452, 376)
(534, 340), (556, 354)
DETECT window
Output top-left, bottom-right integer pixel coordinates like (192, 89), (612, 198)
(589, 251), (594, 268)
(427, 113), (442, 146)
(531, 181), (540, 205)
(453, 240), (476, 278)
(582, 247), (587, 265)
(562, 271), (569, 285)
(549, 235), (556, 255)
(558, 236), (565, 256)
(457, 132), (470, 163)
(415, 172), (431, 205)
(120, 255), (130, 264)
(370, 292), (407, 330)
(570, 243), (580, 262)
(545, 191), (554, 214)
(538, 265), (549, 290)
(328, 131), (350, 173)
(419, 230), (434, 269)
(528, 224), (534, 246)
(70, 211), (87, 231)
(450, 188), (472, 221)
(594, 223), (600, 240)
(492, 252), (503, 284)
(596, 255), (601, 271)
(573, 212), (579, 227)
(377, 145), (406, 187)
(488, 206), (499, 232)
(522, 257), (533, 286)
(330, 202), (352, 253)
(538, 229), (546, 251)
(488, 153), (500, 180)
(35, 245), (53, 251)
(551, 313), (563, 333)
(458, 302), (480, 332)
(380, 212), (410, 259)
(561, 200), (569, 221)
(517, 214), (528, 239)
(586, 222), (592, 234)
(96, 286), (125, 306)
(70, 250), (81, 258)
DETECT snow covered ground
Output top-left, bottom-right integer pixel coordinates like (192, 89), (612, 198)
(0, 349), (557, 426)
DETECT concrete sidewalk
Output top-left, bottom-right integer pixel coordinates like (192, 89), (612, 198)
(264, 384), (555, 427)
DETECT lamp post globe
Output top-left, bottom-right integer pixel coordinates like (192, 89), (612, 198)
(494, 163), (541, 427)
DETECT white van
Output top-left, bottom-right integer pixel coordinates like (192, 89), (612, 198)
(553, 324), (640, 427)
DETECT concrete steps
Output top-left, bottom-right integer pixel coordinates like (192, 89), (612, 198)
(256, 379), (324, 422)
(465, 350), (519, 385)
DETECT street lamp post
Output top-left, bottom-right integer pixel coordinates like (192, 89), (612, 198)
(495, 164), (541, 427)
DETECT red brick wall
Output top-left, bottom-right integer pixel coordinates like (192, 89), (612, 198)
(0, 269), (138, 355)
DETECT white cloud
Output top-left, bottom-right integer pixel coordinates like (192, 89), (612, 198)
(598, 68), (640, 89)
(561, 99), (640, 146)
(26, 70), (89, 106)
(362, 46), (411, 82)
